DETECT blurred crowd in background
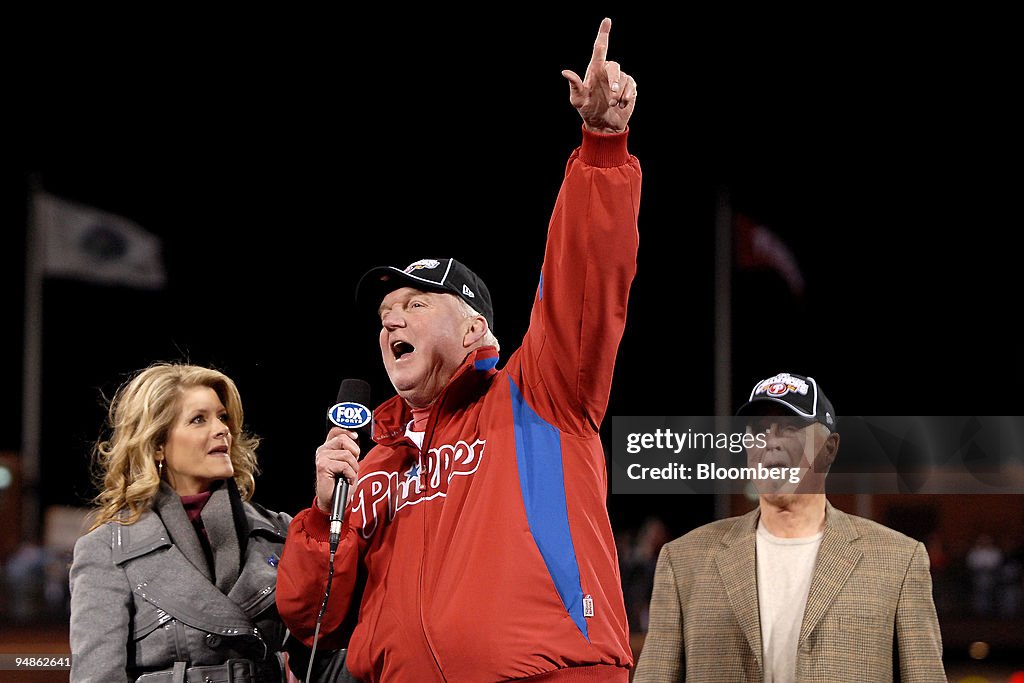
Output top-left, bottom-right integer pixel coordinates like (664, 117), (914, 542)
(5, 511), (1020, 634)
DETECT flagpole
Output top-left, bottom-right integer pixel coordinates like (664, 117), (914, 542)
(22, 177), (44, 541)
(714, 185), (732, 520)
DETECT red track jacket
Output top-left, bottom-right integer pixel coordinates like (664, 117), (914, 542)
(277, 128), (641, 682)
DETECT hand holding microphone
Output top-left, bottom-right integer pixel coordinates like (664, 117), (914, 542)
(313, 431), (360, 510)
(316, 379), (372, 554)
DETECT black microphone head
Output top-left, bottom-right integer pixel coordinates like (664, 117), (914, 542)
(328, 379), (373, 437)
(337, 378), (372, 406)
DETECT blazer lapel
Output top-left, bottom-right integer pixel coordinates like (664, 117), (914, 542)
(123, 537), (255, 631)
(201, 485), (241, 594)
(118, 487), (255, 633)
(225, 504), (287, 617)
(798, 502), (863, 644)
(715, 508), (762, 670)
(153, 483), (213, 582)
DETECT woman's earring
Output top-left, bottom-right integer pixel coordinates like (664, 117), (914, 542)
(157, 459), (164, 476)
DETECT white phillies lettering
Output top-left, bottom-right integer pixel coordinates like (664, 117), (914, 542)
(350, 439), (486, 538)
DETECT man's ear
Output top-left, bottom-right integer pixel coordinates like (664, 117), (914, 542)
(819, 431), (840, 470)
(463, 316), (488, 349)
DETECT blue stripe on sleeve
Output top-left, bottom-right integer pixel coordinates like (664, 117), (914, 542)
(509, 376), (587, 639)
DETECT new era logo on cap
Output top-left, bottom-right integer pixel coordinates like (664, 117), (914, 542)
(736, 371), (837, 431)
(355, 257), (495, 331)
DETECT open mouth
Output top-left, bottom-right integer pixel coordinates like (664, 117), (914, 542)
(391, 340), (415, 360)
(209, 445), (229, 456)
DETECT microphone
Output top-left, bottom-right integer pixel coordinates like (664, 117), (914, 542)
(326, 378), (372, 554)
(307, 379), (372, 681)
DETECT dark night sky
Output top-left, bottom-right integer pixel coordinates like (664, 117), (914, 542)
(2, 10), (1019, 539)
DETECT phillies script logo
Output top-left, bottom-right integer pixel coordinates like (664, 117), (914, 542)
(350, 438), (485, 538)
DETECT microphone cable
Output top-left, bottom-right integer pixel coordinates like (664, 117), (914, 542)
(306, 542), (340, 683)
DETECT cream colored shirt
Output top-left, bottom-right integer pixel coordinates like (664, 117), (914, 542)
(756, 521), (823, 683)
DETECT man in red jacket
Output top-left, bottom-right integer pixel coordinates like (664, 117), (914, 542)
(277, 17), (641, 682)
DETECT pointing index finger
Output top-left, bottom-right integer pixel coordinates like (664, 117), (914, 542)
(589, 17), (612, 69)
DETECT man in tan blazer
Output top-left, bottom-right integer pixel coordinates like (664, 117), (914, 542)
(633, 372), (946, 682)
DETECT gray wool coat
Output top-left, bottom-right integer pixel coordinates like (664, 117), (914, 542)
(69, 482), (299, 683)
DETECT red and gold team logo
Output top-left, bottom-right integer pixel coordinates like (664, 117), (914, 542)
(754, 373), (808, 397)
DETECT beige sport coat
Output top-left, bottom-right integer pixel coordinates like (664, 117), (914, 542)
(633, 502), (946, 682)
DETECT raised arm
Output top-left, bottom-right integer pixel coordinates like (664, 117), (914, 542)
(510, 17), (642, 434)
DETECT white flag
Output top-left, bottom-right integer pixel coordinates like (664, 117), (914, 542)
(34, 191), (167, 289)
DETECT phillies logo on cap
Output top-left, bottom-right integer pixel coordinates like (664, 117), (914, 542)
(328, 402), (371, 430)
(755, 372), (809, 398)
(403, 259), (441, 273)
(766, 382), (794, 396)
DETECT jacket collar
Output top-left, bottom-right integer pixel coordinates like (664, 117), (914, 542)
(111, 482), (286, 634)
(717, 499), (859, 547)
(797, 502), (863, 643)
(715, 500), (864, 671)
(372, 346), (499, 445)
(113, 483), (286, 566)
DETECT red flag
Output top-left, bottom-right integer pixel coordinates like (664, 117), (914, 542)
(733, 211), (805, 299)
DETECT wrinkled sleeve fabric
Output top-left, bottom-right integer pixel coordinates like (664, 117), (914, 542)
(510, 126), (641, 436)
(69, 527), (133, 683)
(895, 541), (946, 682)
(632, 545), (685, 682)
(276, 503), (362, 651)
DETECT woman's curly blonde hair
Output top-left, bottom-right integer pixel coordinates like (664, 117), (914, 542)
(88, 363), (260, 530)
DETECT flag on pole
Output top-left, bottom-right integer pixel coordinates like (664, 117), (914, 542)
(33, 191), (166, 289)
(733, 210), (804, 299)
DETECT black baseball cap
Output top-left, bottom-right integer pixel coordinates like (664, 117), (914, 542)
(355, 258), (494, 331)
(735, 372), (837, 432)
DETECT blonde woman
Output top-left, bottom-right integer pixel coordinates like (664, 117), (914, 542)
(69, 362), (307, 682)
